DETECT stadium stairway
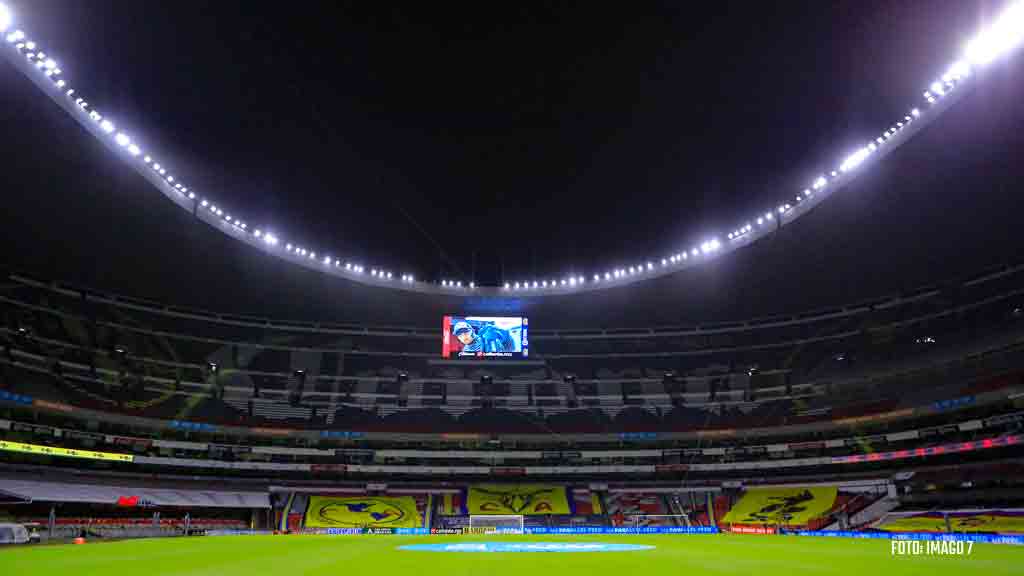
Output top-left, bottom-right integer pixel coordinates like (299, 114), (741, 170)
(844, 497), (902, 530)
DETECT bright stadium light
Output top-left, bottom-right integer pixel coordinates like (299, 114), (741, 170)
(0, 4), (11, 32)
(840, 147), (871, 172)
(114, 133), (130, 147)
(965, 1), (1024, 65)
(100, 120), (115, 134)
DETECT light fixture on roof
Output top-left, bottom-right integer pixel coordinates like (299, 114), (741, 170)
(1, 3), (16, 32)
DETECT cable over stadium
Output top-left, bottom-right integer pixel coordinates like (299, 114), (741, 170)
(2, 1), (1024, 575)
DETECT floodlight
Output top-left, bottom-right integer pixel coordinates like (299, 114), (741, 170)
(127, 144), (141, 155)
(100, 120), (115, 134)
(965, 2), (1024, 65)
(840, 147), (871, 172)
(114, 133), (130, 147)
(44, 58), (56, 69)
(0, 4), (12, 33)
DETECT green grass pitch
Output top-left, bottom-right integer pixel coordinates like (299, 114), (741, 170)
(2, 534), (1023, 576)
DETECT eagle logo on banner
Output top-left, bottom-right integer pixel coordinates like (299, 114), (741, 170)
(305, 496), (422, 528)
(468, 485), (571, 515)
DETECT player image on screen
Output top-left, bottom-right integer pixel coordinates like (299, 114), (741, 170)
(442, 316), (527, 358)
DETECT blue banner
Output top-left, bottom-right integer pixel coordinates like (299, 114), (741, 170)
(528, 527), (718, 535)
(0, 390), (33, 405)
(796, 530), (1024, 545)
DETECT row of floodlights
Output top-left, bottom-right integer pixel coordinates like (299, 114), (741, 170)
(3, 1), (1023, 292)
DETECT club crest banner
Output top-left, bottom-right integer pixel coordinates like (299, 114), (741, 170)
(879, 511), (1024, 534)
(722, 486), (837, 526)
(467, 484), (571, 515)
(305, 495), (423, 528)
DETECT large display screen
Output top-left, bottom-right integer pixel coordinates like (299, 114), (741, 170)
(442, 316), (528, 358)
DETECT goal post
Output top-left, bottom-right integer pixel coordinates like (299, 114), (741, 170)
(468, 515), (525, 534)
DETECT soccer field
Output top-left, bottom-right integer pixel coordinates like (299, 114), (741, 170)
(2, 534), (1023, 576)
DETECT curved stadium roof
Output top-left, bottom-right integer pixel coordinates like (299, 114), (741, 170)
(0, 2), (1023, 328)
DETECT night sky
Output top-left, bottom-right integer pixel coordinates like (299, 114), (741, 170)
(1, 0), (1023, 307)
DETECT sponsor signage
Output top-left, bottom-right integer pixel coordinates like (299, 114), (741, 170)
(0, 439), (133, 462)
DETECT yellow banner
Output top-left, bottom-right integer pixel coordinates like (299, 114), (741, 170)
(0, 439), (133, 462)
(880, 513), (1024, 534)
(467, 484), (571, 515)
(305, 496), (423, 528)
(722, 486), (837, 526)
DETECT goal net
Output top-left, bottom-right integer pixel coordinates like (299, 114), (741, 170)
(468, 515), (525, 534)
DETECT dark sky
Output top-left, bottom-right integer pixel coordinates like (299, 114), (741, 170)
(1, 0), (1018, 289)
